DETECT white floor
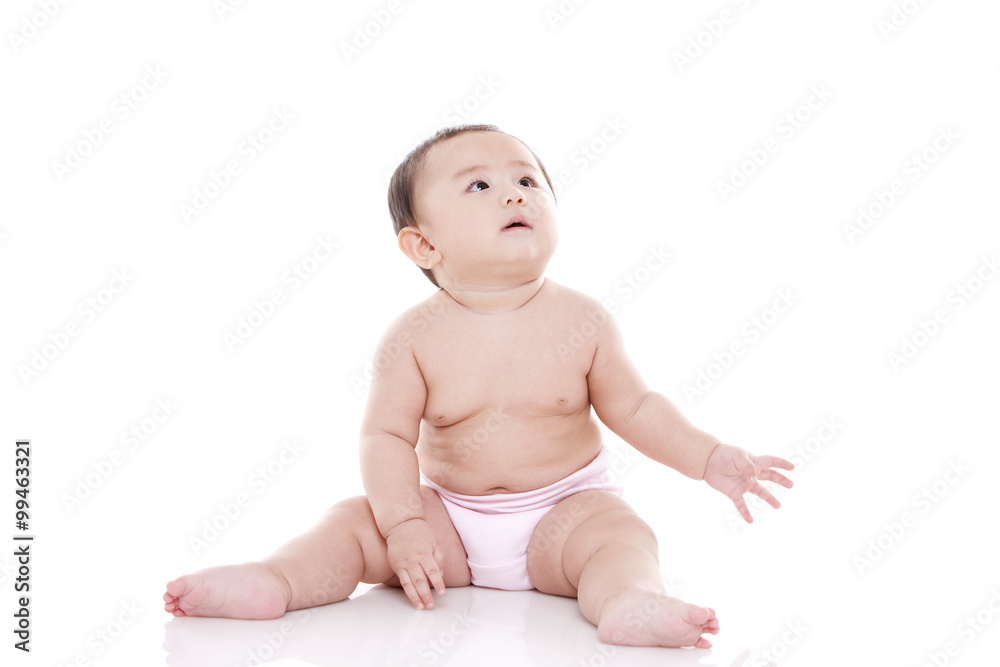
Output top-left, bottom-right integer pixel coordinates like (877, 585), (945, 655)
(163, 584), (756, 667)
(23, 434), (1000, 667)
(49, 499), (1000, 667)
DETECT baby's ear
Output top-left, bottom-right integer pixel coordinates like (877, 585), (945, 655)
(397, 226), (441, 271)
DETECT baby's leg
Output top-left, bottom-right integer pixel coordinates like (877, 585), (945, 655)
(164, 486), (470, 619)
(525, 491), (719, 648)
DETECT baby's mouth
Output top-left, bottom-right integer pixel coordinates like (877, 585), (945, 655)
(503, 217), (531, 230)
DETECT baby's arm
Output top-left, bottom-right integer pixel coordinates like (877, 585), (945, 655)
(586, 310), (720, 479)
(586, 306), (792, 519)
(359, 320), (445, 609)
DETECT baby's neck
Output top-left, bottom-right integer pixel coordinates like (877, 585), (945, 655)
(440, 277), (547, 313)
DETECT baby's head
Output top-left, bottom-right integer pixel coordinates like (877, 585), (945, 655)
(388, 125), (558, 290)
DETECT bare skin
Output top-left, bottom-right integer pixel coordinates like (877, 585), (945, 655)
(164, 131), (794, 649)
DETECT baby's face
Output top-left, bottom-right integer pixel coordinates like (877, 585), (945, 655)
(413, 131), (558, 288)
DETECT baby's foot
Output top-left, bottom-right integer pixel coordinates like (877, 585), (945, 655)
(597, 589), (719, 648)
(163, 562), (291, 620)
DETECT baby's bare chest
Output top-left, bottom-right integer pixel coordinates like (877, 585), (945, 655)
(416, 313), (595, 425)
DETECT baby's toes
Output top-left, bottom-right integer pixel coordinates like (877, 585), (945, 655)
(686, 604), (715, 627)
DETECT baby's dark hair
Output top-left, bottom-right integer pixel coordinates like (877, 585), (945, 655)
(387, 124), (557, 288)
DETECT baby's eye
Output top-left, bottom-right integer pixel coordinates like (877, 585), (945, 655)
(467, 180), (489, 192)
(518, 177), (536, 187)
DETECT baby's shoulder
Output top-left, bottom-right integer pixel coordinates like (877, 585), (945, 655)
(378, 290), (450, 345)
(542, 279), (611, 318)
(540, 281), (622, 349)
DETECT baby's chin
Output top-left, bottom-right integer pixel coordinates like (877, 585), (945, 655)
(445, 256), (553, 288)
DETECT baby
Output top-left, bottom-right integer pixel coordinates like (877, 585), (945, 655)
(163, 124), (794, 649)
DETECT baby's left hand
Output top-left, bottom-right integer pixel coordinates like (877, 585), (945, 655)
(703, 444), (794, 523)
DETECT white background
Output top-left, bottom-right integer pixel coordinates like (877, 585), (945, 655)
(2, 1), (998, 665)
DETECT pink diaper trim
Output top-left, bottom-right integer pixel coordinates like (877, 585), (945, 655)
(422, 446), (624, 591)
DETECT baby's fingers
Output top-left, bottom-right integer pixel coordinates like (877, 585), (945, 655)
(428, 547), (446, 597)
(733, 496), (753, 523)
(402, 551), (446, 610)
(757, 455), (794, 471)
(759, 468), (793, 489)
(398, 566), (436, 610)
(748, 481), (780, 510)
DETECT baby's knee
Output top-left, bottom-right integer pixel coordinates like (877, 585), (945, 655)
(575, 505), (658, 554)
(323, 495), (378, 533)
(613, 511), (658, 548)
(329, 494), (371, 515)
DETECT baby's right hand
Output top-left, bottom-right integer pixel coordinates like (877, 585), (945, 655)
(385, 518), (446, 610)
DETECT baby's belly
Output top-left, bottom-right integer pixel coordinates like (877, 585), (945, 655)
(416, 410), (604, 495)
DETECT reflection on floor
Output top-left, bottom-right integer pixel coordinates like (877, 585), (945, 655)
(163, 583), (755, 667)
